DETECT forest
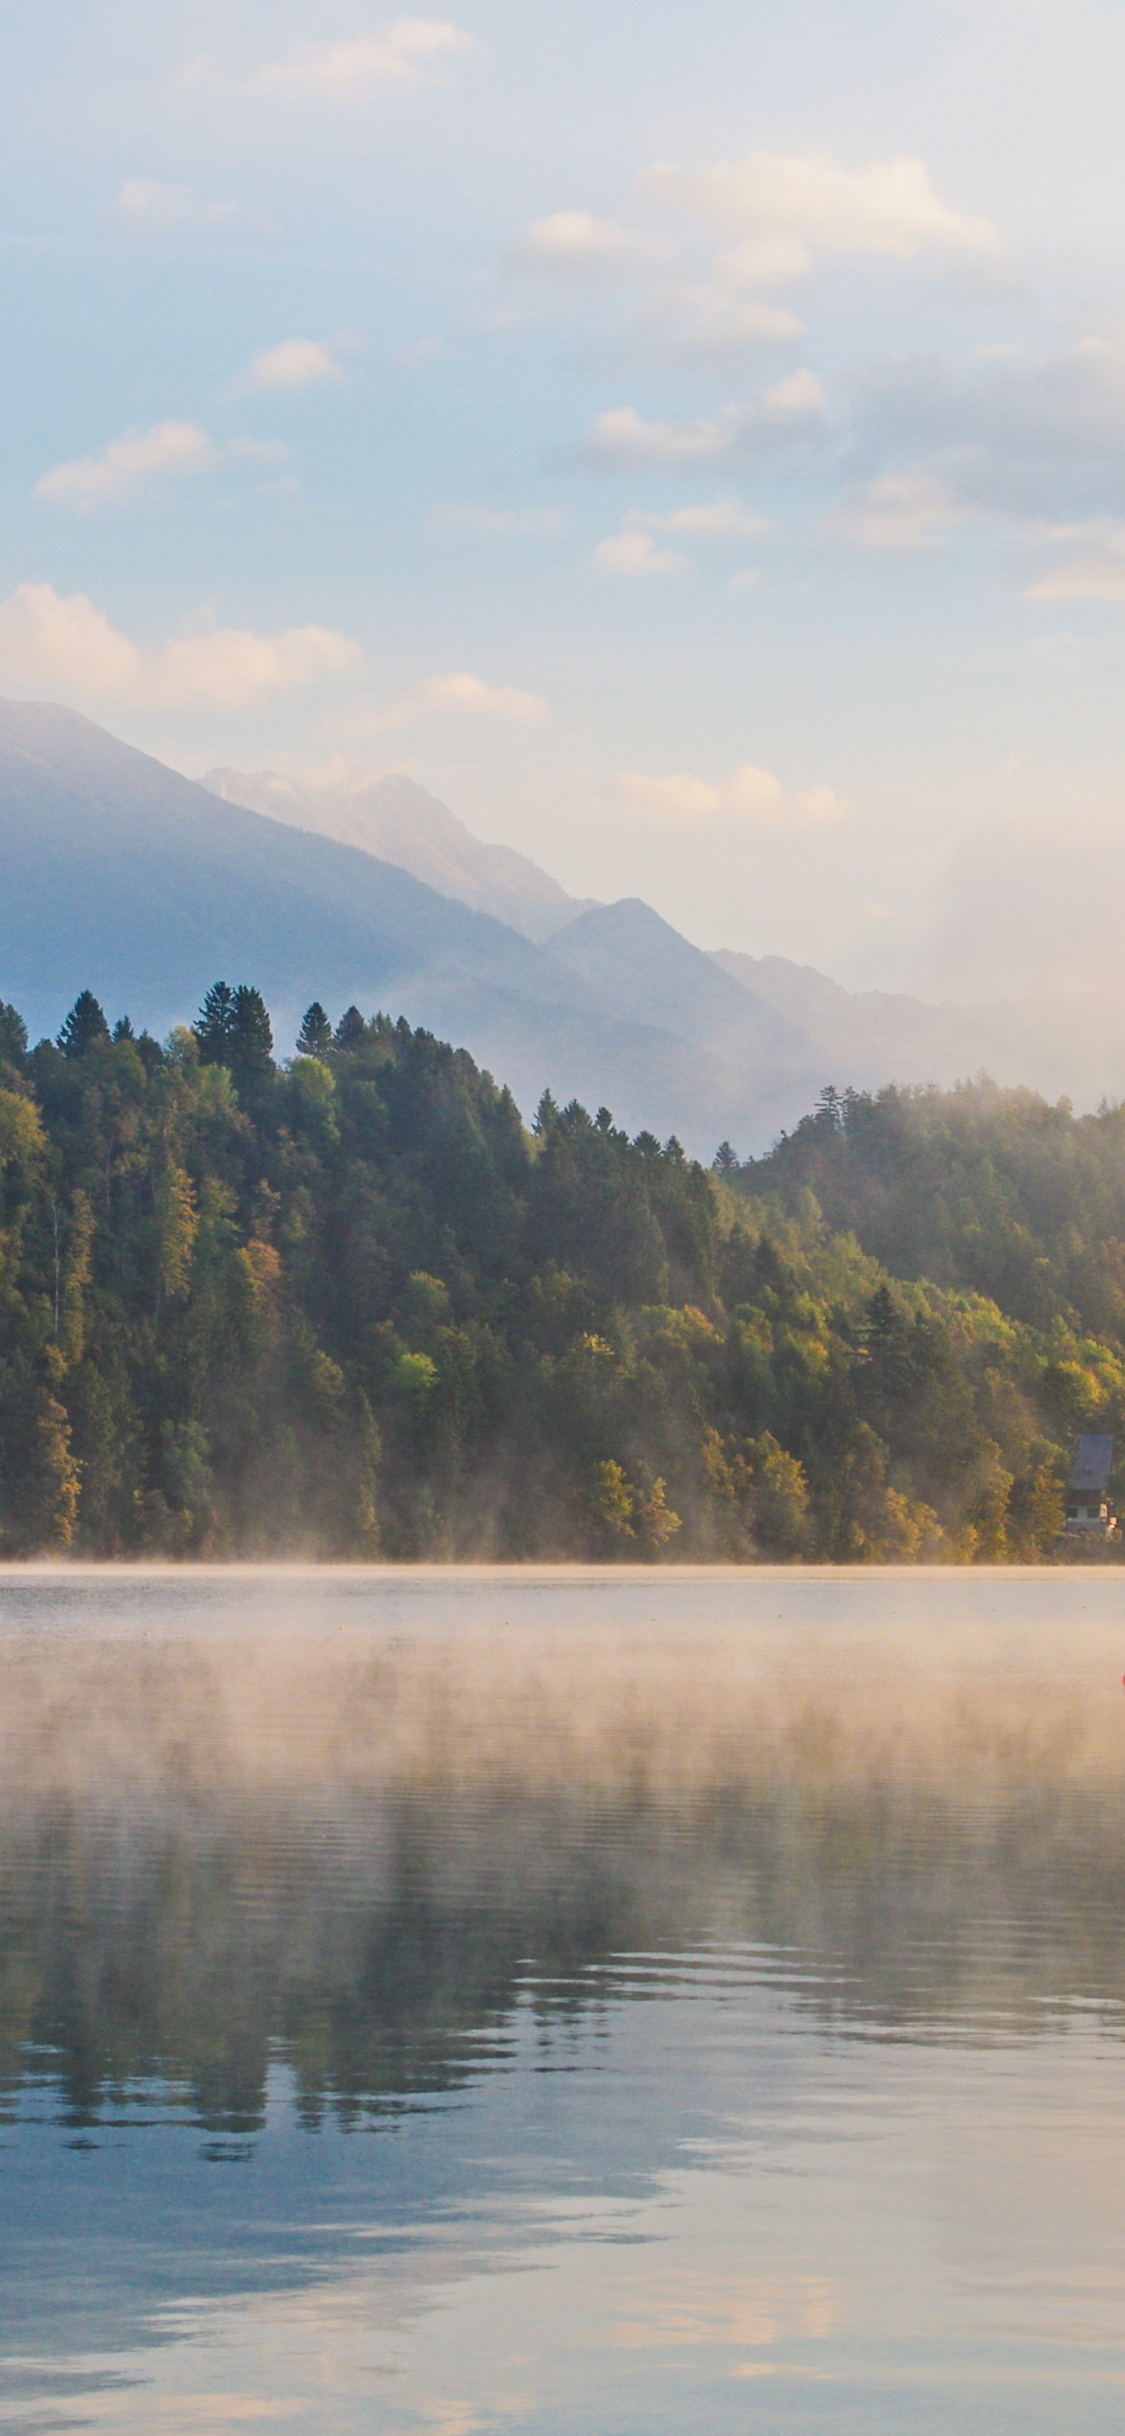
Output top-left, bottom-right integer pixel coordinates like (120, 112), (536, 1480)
(0, 986), (1122, 1561)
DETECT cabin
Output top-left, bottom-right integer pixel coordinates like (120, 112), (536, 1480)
(1063, 1433), (1117, 1537)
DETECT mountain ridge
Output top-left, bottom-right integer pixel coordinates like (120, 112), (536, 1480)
(0, 697), (821, 1155)
(206, 764), (596, 943)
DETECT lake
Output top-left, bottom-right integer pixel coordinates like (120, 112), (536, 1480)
(3, 1565), (1125, 2434)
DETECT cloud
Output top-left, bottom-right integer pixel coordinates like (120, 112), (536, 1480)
(641, 152), (998, 287)
(575, 372), (826, 469)
(512, 211), (671, 283)
(105, 179), (236, 233)
(595, 499), (767, 572)
(595, 531), (685, 576)
(828, 469), (969, 553)
(236, 337), (350, 393)
(630, 498), (767, 538)
(253, 19), (473, 96)
(35, 422), (217, 511)
(378, 670), (549, 724)
(34, 423), (284, 513)
(653, 291), (802, 361)
(852, 338), (1125, 521)
(618, 761), (845, 825)
(1024, 523), (1125, 601)
(0, 584), (360, 708)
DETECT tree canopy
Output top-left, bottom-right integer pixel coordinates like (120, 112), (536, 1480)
(0, 1001), (1115, 1559)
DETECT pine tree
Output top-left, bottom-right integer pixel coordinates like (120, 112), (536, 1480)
(113, 1015), (135, 1042)
(0, 1002), (27, 1067)
(57, 991), (110, 1059)
(333, 1005), (365, 1052)
(713, 1141), (738, 1177)
(195, 982), (235, 1064)
(296, 1002), (333, 1059)
(228, 986), (274, 1088)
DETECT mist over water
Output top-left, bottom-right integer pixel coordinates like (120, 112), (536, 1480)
(4, 1567), (1125, 2434)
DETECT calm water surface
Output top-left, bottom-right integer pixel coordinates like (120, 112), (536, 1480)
(3, 1565), (1125, 2434)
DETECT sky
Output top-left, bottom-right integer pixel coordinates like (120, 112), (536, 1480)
(4, 0), (1125, 998)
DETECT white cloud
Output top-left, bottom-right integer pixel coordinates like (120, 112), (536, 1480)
(236, 337), (349, 393)
(852, 337), (1125, 521)
(36, 422), (216, 511)
(253, 20), (473, 96)
(629, 498), (767, 539)
(34, 422), (284, 513)
(641, 152), (998, 287)
(0, 584), (360, 708)
(654, 291), (802, 360)
(595, 499), (766, 573)
(379, 670), (549, 724)
(577, 372), (826, 468)
(513, 211), (671, 283)
(828, 469), (969, 554)
(595, 531), (685, 576)
(618, 761), (845, 825)
(1025, 524), (1125, 601)
(105, 179), (236, 233)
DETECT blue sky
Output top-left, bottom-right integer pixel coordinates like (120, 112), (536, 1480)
(5, 0), (1125, 995)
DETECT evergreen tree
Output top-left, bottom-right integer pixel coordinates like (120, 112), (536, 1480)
(113, 1015), (135, 1042)
(297, 1003), (333, 1059)
(228, 986), (274, 1090)
(334, 1005), (365, 1052)
(714, 1141), (738, 1176)
(195, 982), (235, 1063)
(57, 992), (110, 1059)
(0, 989), (1117, 1565)
(0, 1002), (27, 1067)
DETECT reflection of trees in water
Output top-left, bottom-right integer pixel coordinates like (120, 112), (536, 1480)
(5, 1774), (1125, 2134)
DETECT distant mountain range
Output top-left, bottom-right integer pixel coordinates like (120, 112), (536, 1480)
(0, 700), (820, 1153)
(714, 953), (1124, 1110)
(205, 764), (596, 942)
(2, 698), (1123, 1156)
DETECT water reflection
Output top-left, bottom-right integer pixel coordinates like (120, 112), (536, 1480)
(3, 1568), (1125, 2432)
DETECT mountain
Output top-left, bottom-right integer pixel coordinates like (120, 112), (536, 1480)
(10, 695), (1119, 1159)
(0, 697), (816, 1155)
(550, 900), (810, 1068)
(716, 951), (1125, 1108)
(206, 765), (594, 943)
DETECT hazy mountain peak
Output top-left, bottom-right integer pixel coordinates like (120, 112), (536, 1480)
(549, 898), (812, 1066)
(206, 763), (594, 944)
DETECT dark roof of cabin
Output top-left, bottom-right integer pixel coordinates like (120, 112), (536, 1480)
(1070, 1433), (1114, 1491)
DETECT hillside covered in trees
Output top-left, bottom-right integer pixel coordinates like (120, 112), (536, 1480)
(0, 988), (1120, 1561)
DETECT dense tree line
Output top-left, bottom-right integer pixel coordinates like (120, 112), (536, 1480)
(0, 992), (1113, 1559)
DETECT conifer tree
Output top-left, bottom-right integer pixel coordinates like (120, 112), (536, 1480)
(0, 1002), (27, 1067)
(228, 986), (274, 1089)
(195, 982), (235, 1063)
(297, 1003), (333, 1059)
(228, 984), (272, 1062)
(334, 1005), (365, 1051)
(57, 992), (110, 1059)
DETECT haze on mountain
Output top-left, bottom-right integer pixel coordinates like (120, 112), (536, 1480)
(715, 954), (1125, 1111)
(207, 747), (1125, 1118)
(206, 766), (596, 944)
(4, 695), (1124, 1157)
(0, 697), (821, 1154)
